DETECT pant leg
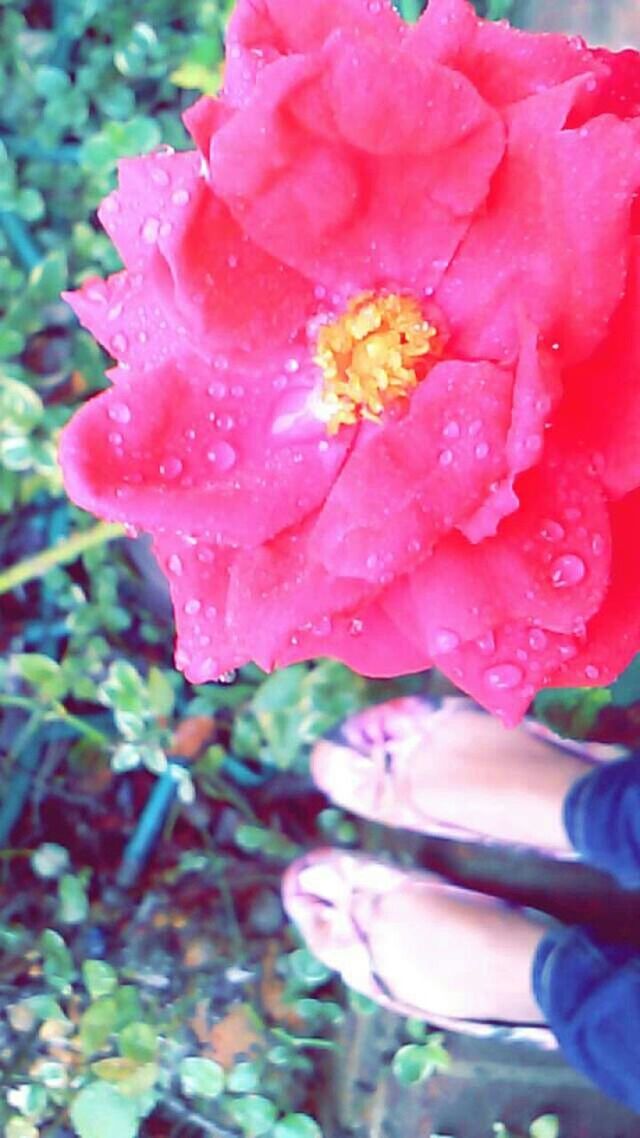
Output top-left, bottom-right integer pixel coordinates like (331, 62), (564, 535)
(532, 925), (640, 1112)
(563, 755), (640, 888)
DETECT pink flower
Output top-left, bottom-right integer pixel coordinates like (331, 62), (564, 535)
(60, 0), (640, 724)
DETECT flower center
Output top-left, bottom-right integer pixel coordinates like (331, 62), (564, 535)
(314, 292), (441, 434)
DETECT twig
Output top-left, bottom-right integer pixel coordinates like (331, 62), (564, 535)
(161, 1094), (237, 1138)
(0, 521), (125, 596)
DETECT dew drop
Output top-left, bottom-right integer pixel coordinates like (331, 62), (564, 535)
(591, 533), (604, 555)
(160, 221), (173, 237)
(108, 401), (131, 424)
(159, 456), (184, 480)
(206, 441), (237, 471)
(168, 553), (183, 576)
(172, 188), (190, 206)
(550, 553), (586, 588)
(484, 663), (524, 691)
(184, 598), (201, 615)
(208, 380), (227, 399)
(443, 420), (460, 439)
(476, 631), (496, 655)
(349, 617), (364, 637)
(539, 520), (565, 542)
(431, 627), (460, 654)
(474, 441), (489, 460)
(231, 384), (245, 398)
(227, 253), (239, 268)
(284, 357), (300, 374)
(108, 431), (123, 446)
(439, 448), (453, 467)
(141, 216), (161, 244)
(528, 629), (548, 651)
(468, 419), (483, 437)
(585, 664), (600, 681)
(110, 332), (128, 354)
(151, 166), (170, 186)
(107, 301), (123, 321)
(138, 330), (148, 344)
(217, 414), (235, 432)
(197, 547), (214, 563)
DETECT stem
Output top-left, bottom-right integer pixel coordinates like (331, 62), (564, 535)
(117, 765), (182, 888)
(0, 696), (111, 748)
(0, 521), (124, 596)
(0, 211), (40, 271)
(0, 711), (45, 846)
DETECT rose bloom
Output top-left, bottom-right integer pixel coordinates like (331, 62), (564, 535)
(60, 0), (640, 724)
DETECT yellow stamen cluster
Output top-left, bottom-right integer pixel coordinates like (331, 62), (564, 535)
(314, 292), (440, 434)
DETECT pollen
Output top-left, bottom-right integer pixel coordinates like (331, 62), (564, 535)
(314, 292), (441, 434)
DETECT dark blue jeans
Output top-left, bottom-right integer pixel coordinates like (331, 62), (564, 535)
(532, 756), (640, 1112)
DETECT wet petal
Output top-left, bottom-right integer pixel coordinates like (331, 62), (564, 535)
(438, 81), (640, 364)
(59, 354), (350, 547)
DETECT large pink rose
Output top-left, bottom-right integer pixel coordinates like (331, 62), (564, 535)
(60, 0), (640, 724)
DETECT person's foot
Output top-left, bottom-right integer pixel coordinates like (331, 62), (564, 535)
(283, 848), (549, 1025)
(313, 696), (619, 854)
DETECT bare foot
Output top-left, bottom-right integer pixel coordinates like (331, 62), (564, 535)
(283, 850), (549, 1025)
(313, 697), (602, 853)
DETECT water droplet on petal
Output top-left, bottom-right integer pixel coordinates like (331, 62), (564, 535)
(172, 188), (190, 206)
(285, 358), (300, 374)
(476, 631), (496, 655)
(439, 449), (453, 467)
(431, 627), (460, 654)
(197, 547), (214, 563)
(443, 420), (460, 439)
(528, 629), (548, 651)
(591, 534), (604, 555)
(227, 253), (239, 268)
(151, 166), (170, 186)
(107, 302), (123, 321)
(110, 332), (128, 354)
(168, 553), (183, 576)
(585, 664), (600, 681)
(108, 401), (131, 424)
(468, 419), (483, 437)
(550, 553), (586, 588)
(539, 520), (565, 542)
(349, 617), (364, 637)
(108, 431), (123, 446)
(484, 663), (524, 691)
(141, 216), (161, 244)
(207, 380), (227, 399)
(230, 384), (245, 398)
(474, 441), (489, 460)
(159, 456), (184, 480)
(206, 442), (237, 472)
(217, 414), (235, 432)
(184, 598), (201, 615)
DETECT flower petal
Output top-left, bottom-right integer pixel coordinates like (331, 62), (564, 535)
(550, 491), (640, 689)
(416, 0), (604, 108)
(278, 598), (431, 677)
(209, 42), (503, 292)
(151, 533), (246, 683)
(559, 239), (640, 498)
(382, 451), (611, 651)
(224, 0), (402, 106)
(158, 173), (316, 356)
(433, 621), (579, 725)
(310, 359), (513, 581)
(63, 270), (180, 373)
(438, 80), (640, 364)
(59, 354), (350, 547)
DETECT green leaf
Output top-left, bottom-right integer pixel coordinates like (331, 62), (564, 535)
(252, 665), (307, 715)
(91, 1058), (159, 1097)
(0, 377), (43, 434)
(5, 1119), (38, 1138)
(226, 1061), (261, 1094)
(392, 1044), (436, 1086)
(57, 873), (89, 924)
(83, 960), (118, 1001)
(13, 653), (67, 701)
(530, 1116), (560, 1138)
(288, 949), (332, 989)
(610, 653), (640, 707)
(146, 666), (175, 717)
(79, 997), (118, 1053)
(179, 1057), (225, 1100)
(226, 1095), (277, 1137)
(70, 1082), (139, 1138)
(39, 929), (75, 993)
(273, 1114), (323, 1138)
(28, 250), (68, 303)
(118, 1022), (158, 1063)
